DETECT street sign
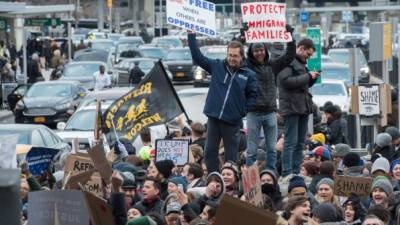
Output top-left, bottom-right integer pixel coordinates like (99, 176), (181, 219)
(370, 22), (393, 62)
(0, 19), (6, 30)
(342, 11), (353, 23)
(306, 27), (321, 83)
(25, 18), (61, 27)
(299, 11), (309, 24)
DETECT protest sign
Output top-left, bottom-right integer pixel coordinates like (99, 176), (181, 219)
(0, 134), (19, 169)
(87, 144), (113, 184)
(155, 139), (190, 166)
(64, 169), (96, 190)
(241, 165), (263, 207)
(83, 191), (116, 225)
(26, 147), (60, 176)
(28, 190), (90, 225)
(334, 175), (373, 197)
(0, 169), (21, 225)
(166, 0), (216, 37)
(63, 154), (103, 197)
(241, 2), (292, 43)
(358, 84), (380, 117)
(214, 195), (277, 225)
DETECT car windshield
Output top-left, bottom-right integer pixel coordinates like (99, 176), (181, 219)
(92, 42), (115, 51)
(321, 67), (351, 82)
(140, 49), (166, 59)
(80, 98), (116, 108)
(165, 50), (192, 61)
(27, 84), (72, 97)
(65, 110), (95, 131)
(135, 61), (155, 71)
(311, 83), (346, 96)
(118, 42), (141, 51)
(156, 39), (182, 47)
(0, 130), (30, 144)
(108, 35), (123, 42)
(64, 64), (101, 77)
(205, 52), (226, 60)
(329, 51), (367, 66)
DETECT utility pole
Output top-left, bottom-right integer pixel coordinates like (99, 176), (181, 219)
(98, 0), (105, 31)
(350, 48), (362, 148)
(75, 0), (80, 30)
(232, 0), (235, 26)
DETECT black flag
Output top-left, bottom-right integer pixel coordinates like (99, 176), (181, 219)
(103, 61), (186, 142)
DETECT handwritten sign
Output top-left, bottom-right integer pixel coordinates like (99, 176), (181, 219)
(334, 175), (372, 197)
(166, 0), (216, 37)
(87, 144), (112, 184)
(214, 195), (276, 225)
(241, 2), (291, 43)
(83, 191), (116, 225)
(241, 165), (263, 207)
(155, 139), (189, 166)
(28, 190), (90, 225)
(358, 84), (380, 116)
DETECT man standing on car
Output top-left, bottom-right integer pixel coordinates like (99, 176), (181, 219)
(245, 25), (296, 171)
(188, 30), (257, 173)
(278, 38), (320, 178)
(129, 61), (145, 85)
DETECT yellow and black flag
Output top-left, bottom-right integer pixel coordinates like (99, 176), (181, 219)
(103, 61), (186, 142)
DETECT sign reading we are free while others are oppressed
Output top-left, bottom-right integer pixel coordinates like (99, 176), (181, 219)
(166, 0), (216, 37)
(241, 2), (292, 43)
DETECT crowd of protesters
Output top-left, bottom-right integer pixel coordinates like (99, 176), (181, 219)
(13, 28), (400, 225)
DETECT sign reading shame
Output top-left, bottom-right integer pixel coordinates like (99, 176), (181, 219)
(241, 2), (292, 43)
(358, 84), (380, 116)
(334, 175), (372, 197)
(155, 139), (189, 166)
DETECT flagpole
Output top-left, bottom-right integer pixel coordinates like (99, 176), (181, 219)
(157, 60), (191, 123)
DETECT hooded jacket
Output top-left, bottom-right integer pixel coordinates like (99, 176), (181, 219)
(193, 172), (226, 212)
(277, 56), (317, 116)
(246, 40), (296, 113)
(188, 33), (257, 125)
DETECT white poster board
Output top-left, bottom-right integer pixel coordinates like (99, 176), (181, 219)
(166, 0), (216, 37)
(155, 139), (189, 166)
(241, 2), (292, 43)
(358, 84), (380, 116)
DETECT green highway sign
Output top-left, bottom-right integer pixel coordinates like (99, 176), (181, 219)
(0, 19), (6, 30)
(25, 18), (61, 27)
(306, 27), (322, 84)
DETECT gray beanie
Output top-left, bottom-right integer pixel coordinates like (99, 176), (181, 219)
(385, 126), (400, 141)
(371, 157), (390, 174)
(250, 43), (265, 52)
(333, 144), (351, 157)
(375, 133), (392, 148)
(372, 176), (393, 196)
(317, 178), (334, 190)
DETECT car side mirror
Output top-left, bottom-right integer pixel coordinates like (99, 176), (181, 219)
(57, 122), (66, 131)
(107, 71), (113, 75)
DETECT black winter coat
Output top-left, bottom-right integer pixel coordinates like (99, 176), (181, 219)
(278, 56), (316, 116)
(246, 40), (296, 113)
(327, 117), (348, 145)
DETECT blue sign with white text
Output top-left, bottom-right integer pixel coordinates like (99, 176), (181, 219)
(300, 11), (309, 23)
(26, 147), (59, 176)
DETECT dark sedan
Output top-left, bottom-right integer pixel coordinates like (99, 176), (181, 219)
(163, 48), (195, 82)
(14, 81), (87, 125)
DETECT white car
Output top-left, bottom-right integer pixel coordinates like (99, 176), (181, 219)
(310, 79), (350, 113)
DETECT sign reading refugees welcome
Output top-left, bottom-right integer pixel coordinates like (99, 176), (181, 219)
(166, 0), (216, 37)
(241, 2), (292, 43)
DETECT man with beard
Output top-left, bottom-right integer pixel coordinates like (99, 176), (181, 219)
(148, 159), (175, 200)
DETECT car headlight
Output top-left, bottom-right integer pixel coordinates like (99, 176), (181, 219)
(194, 68), (205, 80)
(15, 100), (24, 110)
(55, 102), (72, 110)
(360, 67), (370, 75)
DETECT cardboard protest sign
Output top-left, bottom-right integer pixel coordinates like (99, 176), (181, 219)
(28, 190), (90, 225)
(63, 154), (103, 197)
(83, 191), (116, 225)
(64, 169), (96, 189)
(241, 2), (292, 43)
(214, 195), (277, 225)
(26, 147), (60, 176)
(0, 134), (19, 169)
(87, 144), (113, 184)
(166, 0), (216, 37)
(155, 139), (190, 166)
(334, 175), (373, 197)
(242, 165), (263, 207)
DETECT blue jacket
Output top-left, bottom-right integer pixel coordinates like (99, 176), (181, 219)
(188, 33), (257, 125)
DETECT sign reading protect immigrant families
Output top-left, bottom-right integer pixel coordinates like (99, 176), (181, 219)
(166, 0), (216, 37)
(241, 2), (292, 43)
